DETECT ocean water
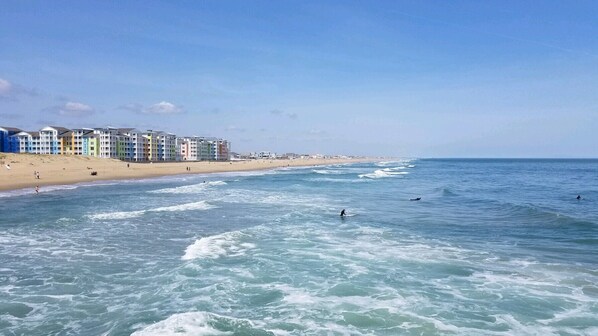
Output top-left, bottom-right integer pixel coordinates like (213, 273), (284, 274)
(0, 159), (597, 336)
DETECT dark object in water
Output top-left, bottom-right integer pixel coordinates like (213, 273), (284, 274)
(340, 209), (346, 217)
(576, 195), (581, 200)
(410, 197), (421, 201)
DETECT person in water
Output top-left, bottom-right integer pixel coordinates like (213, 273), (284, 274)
(410, 197), (421, 201)
(340, 209), (346, 217)
(577, 195), (582, 200)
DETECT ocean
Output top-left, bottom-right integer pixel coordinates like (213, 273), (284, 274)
(0, 159), (597, 335)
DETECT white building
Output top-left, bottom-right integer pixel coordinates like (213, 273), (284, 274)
(12, 131), (38, 153)
(38, 126), (70, 154)
(94, 127), (119, 158)
(157, 132), (177, 161)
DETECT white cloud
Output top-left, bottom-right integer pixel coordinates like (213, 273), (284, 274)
(145, 101), (183, 114)
(46, 101), (95, 117)
(120, 101), (185, 115)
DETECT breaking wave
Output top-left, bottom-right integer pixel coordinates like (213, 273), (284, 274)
(88, 201), (216, 220)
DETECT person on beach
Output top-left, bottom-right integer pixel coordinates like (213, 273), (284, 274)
(35, 186), (39, 194)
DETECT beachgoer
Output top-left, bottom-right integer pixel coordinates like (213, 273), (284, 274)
(35, 186), (39, 194)
(127, 163), (130, 168)
(577, 195), (581, 200)
(36, 172), (40, 179)
(340, 209), (346, 217)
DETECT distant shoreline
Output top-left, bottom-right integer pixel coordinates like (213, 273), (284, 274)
(0, 153), (373, 192)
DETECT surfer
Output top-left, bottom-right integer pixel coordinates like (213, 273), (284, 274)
(576, 195), (581, 200)
(410, 197), (421, 201)
(340, 209), (346, 217)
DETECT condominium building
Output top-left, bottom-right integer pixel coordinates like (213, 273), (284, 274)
(39, 126), (70, 154)
(142, 130), (159, 162)
(94, 127), (118, 159)
(0, 126), (22, 153)
(157, 132), (177, 161)
(216, 139), (231, 161)
(83, 133), (99, 157)
(1, 124), (231, 162)
(68, 128), (95, 156)
(11, 131), (37, 153)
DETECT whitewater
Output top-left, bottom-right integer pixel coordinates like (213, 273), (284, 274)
(0, 159), (597, 335)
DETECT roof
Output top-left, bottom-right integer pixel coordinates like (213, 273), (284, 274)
(46, 126), (71, 134)
(17, 131), (40, 137)
(0, 126), (22, 132)
(117, 128), (135, 134)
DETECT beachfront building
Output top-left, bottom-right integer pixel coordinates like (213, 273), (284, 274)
(177, 137), (194, 160)
(216, 139), (231, 161)
(253, 151), (276, 159)
(176, 137), (190, 161)
(1, 124), (230, 162)
(0, 126), (22, 153)
(94, 127), (119, 159)
(68, 128), (95, 156)
(38, 126), (71, 154)
(197, 138), (215, 160)
(129, 129), (148, 162)
(157, 132), (177, 161)
(10, 131), (36, 153)
(142, 130), (159, 162)
(175, 136), (230, 161)
(82, 134), (99, 157)
(115, 128), (134, 161)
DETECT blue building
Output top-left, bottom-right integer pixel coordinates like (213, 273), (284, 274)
(0, 126), (22, 152)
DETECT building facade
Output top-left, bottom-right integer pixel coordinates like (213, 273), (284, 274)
(0, 127), (22, 153)
(0, 125), (231, 162)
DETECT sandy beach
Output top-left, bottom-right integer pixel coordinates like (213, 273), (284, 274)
(0, 153), (369, 192)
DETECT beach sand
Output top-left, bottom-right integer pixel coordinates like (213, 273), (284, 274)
(0, 153), (368, 191)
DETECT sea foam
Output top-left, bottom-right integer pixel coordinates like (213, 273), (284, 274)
(149, 181), (227, 194)
(131, 312), (230, 336)
(88, 201), (215, 220)
(359, 169), (409, 179)
(182, 231), (254, 260)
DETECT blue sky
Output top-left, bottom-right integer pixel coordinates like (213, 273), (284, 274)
(1, 1), (597, 157)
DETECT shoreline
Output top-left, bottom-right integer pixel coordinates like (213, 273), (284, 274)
(0, 153), (373, 192)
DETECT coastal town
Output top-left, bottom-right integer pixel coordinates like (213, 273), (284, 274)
(0, 125), (231, 161)
(0, 124), (367, 192)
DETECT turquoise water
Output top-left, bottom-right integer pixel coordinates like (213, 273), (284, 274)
(1, 159), (597, 335)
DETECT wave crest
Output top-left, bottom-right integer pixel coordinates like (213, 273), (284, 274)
(182, 231), (255, 260)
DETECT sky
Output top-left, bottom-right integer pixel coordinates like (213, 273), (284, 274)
(0, 0), (597, 157)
